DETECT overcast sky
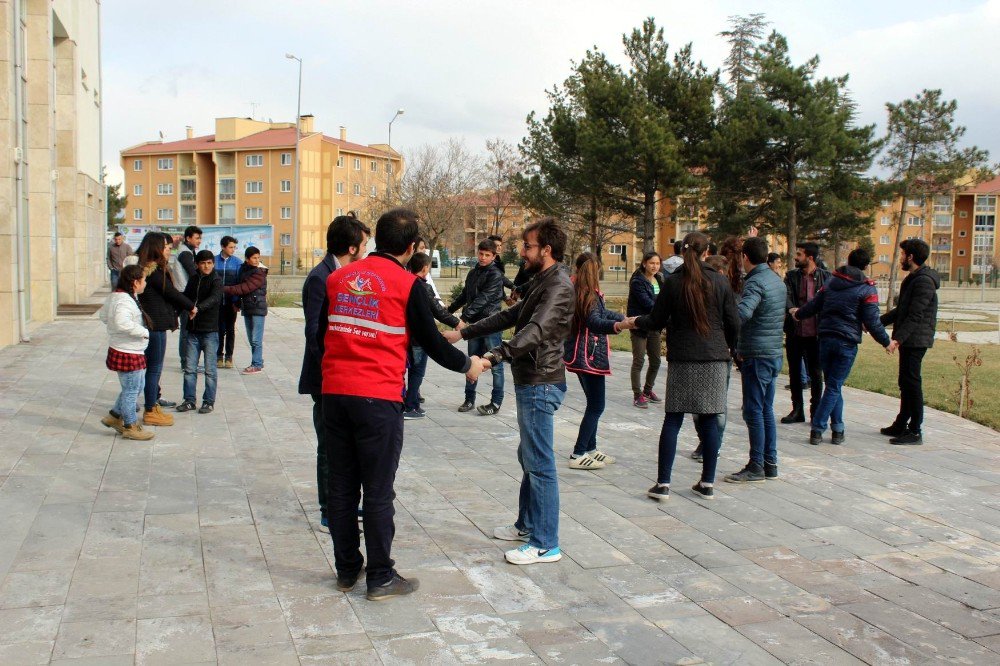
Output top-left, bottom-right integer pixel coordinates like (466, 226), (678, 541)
(102, 0), (1000, 186)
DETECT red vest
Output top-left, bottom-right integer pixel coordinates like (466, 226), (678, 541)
(322, 254), (417, 401)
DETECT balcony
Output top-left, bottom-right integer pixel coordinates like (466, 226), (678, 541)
(182, 167), (196, 176)
(219, 193), (235, 201)
(180, 218), (196, 225)
(932, 222), (952, 232)
(218, 218), (235, 225)
(180, 192), (196, 201)
(932, 244), (952, 252)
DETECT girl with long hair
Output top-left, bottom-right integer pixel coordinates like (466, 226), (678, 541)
(634, 232), (740, 501)
(564, 253), (634, 470)
(98, 264), (154, 441)
(719, 236), (745, 295)
(626, 251), (665, 408)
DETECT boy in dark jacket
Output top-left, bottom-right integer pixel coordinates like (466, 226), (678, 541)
(225, 246), (268, 374)
(879, 238), (939, 445)
(793, 248), (894, 445)
(178, 250), (223, 414)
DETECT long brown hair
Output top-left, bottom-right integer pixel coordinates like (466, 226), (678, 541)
(681, 232), (712, 336)
(573, 252), (600, 332)
(136, 232), (168, 273)
(719, 236), (744, 294)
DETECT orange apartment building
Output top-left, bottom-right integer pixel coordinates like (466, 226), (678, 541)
(120, 116), (402, 269)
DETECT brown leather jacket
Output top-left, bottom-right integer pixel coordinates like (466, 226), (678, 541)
(461, 262), (574, 385)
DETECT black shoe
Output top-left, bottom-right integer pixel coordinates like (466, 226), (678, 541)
(781, 409), (805, 424)
(336, 568), (363, 592)
(890, 430), (922, 446)
(880, 423), (907, 437)
(458, 400), (475, 413)
(402, 409), (425, 420)
(809, 430), (823, 445)
(764, 463), (778, 479)
(367, 572), (419, 600)
(831, 431), (845, 445)
(691, 482), (714, 500)
(725, 464), (766, 483)
(157, 398), (177, 408)
(477, 402), (501, 416)
(647, 484), (670, 501)
(198, 402), (214, 414)
(419, 397), (425, 404)
(690, 449), (703, 462)
(176, 400), (196, 412)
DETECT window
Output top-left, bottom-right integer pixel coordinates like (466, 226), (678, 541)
(353, 183), (361, 195)
(133, 159), (143, 171)
(157, 183), (173, 195)
(959, 210), (968, 218)
(157, 208), (174, 221)
(608, 244), (626, 255)
(880, 235), (890, 245)
(387, 162), (393, 175)
(959, 230), (967, 237)
(880, 199), (891, 208)
(280, 179), (291, 193)
(133, 208), (143, 220)
(974, 214), (995, 231)
(245, 207), (263, 220)
(933, 195), (952, 212)
(958, 249), (966, 256)
(878, 254), (889, 263)
(336, 182), (344, 194)
(336, 208), (344, 216)
(906, 196), (924, 208)
(280, 152), (292, 166)
(157, 158), (174, 170)
(975, 195), (996, 212)
(246, 154), (264, 167)
(180, 204), (196, 220)
(880, 216), (890, 226)
(370, 185), (377, 198)
(906, 215), (923, 226)
(133, 184), (142, 196)
(933, 214), (952, 227)
(370, 160), (378, 172)
(337, 156), (344, 168)
(218, 203), (235, 222)
(280, 206), (291, 219)
(353, 158), (361, 170)
(246, 181), (263, 194)
(280, 233), (291, 246)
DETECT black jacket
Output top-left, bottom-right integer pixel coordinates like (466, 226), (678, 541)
(796, 266), (890, 347)
(448, 262), (504, 323)
(636, 263), (740, 363)
(881, 265), (940, 348)
(183, 272), (223, 333)
(462, 263), (574, 385)
(493, 255), (515, 292)
(784, 267), (831, 335)
(419, 277), (460, 328)
(299, 254), (339, 395)
(138, 263), (195, 332)
(225, 264), (268, 316)
(627, 270), (666, 334)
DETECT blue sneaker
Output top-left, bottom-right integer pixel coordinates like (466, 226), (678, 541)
(504, 544), (562, 565)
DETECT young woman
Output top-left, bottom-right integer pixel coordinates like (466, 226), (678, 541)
(564, 253), (633, 470)
(136, 232), (196, 427)
(98, 265), (154, 441)
(626, 252), (665, 408)
(635, 232), (740, 501)
(224, 246), (268, 374)
(719, 236), (745, 296)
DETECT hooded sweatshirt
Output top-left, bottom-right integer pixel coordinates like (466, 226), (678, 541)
(795, 265), (891, 347)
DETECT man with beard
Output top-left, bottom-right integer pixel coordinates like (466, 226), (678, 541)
(444, 218), (574, 565)
(782, 242), (830, 424)
(879, 238), (939, 446)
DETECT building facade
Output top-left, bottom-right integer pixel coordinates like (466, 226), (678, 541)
(0, 0), (105, 348)
(120, 116), (402, 270)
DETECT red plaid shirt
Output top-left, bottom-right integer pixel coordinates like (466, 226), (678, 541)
(106, 347), (146, 372)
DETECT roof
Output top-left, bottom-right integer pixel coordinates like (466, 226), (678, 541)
(959, 175), (1000, 195)
(122, 127), (396, 159)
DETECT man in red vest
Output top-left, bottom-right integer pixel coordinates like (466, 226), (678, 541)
(322, 208), (485, 600)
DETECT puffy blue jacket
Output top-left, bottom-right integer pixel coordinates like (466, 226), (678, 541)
(795, 266), (891, 347)
(215, 253), (243, 304)
(626, 270), (664, 318)
(564, 292), (625, 375)
(737, 264), (785, 358)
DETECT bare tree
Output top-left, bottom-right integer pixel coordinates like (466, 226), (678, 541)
(483, 138), (527, 238)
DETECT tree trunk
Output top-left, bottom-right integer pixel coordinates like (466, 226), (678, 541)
(642, 190), (656, 254)
(832, 231), (842, 269)
(786, 177), (797, 267)
(886, 188), (909, 311)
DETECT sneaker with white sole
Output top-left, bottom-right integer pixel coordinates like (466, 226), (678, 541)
(569, 454), (605, 470)
(589, 450), (615, 464)
(647, 483), (670, 501)
(505, 543), (562, 565)
(493, 525), (530, 542)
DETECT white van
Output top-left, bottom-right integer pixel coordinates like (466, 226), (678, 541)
(430, 250), (442, 278)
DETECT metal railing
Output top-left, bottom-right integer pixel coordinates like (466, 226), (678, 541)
(219, 193), (235, 200)
(180, 193), (196, 201)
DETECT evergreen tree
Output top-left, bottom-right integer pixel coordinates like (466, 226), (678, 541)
(106, 182), (127, 229)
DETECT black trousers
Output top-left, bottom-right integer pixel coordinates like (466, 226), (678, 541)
(787, 335), (822, 415)
(217, 304), (238, 360)
(322, 394), (403, 588)
(895, 346), (927, 433)
(312, 394), (329, 520)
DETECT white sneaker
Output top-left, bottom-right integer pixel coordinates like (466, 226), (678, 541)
(493, 525), (530, 542)
(569, 453), (605, 470)
(505, 544), (562, 565)
(589, 450), (615, 464)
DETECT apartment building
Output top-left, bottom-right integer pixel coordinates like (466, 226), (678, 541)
(0, 0), (105, 348)
(120, 116), (402, 270)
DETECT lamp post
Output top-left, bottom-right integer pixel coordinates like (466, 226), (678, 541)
(387, 108), (404, 203)
(285, 53), (302, 275)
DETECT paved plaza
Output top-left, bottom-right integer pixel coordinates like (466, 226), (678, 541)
(1, 310), (1000, 665)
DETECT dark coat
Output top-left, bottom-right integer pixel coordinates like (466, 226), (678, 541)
(796, 266), (891, 347)
(784, 266), (831, 334)
(626, 270), (666, 336)
(298, 253), (338, 395)
(564, 292), (625, 375)
(738, 264), (786, 358)
(182, 272), (223, 333)
(636, 263), (740, 363)
(137, 263), (195, 332)
(881, 265), (940, 348)
(448, 262), (504, 323)
(225, 264), (268, 316)
(418, 277), (460, 328)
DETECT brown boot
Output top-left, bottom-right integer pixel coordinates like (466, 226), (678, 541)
(100, 414), (124, 434)
(143, 404), (174, 427)
(121, 422), (154, 441)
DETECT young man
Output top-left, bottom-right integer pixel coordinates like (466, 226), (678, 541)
(767, 253), (782, 275)
(880, 238), (939, 445)
(792, 248), (894, 444)
(172, 226), (202, 372)
(445, 218), (575, 565)
(782, 242), (830, 424)
(178, 250), (222, 414)
(448, 239), (506, 415)
(107, 232), (133, 287)
(403, 252), (462, 419)
(299, 216), (369, 534)
(322, 208), (482, 600)
(214, 236), (243, 368)
(225, 247), (268, 374)
(662, 240), (684, 275)
(488, 234), (517, 296)
(725, 237), (786, 483)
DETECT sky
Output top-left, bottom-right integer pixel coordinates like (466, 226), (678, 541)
(101, 0), (1000, 186)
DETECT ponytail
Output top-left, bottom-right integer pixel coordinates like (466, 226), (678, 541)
(573, 252), (600, 333)
(680, 232), (711, 336)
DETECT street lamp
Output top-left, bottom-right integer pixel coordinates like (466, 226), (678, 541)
(387, 108), (404, 202)
(285, 53), (302, 275)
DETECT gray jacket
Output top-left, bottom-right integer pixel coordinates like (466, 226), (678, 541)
(737, 263), (786, 358)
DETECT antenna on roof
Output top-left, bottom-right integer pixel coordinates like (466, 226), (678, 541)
(158, 131), (164, 141)
(248, 101), (260, 119)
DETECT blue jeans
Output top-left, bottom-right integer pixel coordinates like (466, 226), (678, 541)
(514, 383), (566, 550)
(183, 331), (219, 404)
(109, 269), (120, 288)
(812, 337), (859, 434)
(243, 314), (265, 368)
(143, 330), (167, 410)
(404, 346), (427, 411)
(741, 356), (782, 467)
(466, 332), (504, 404)
(114, 369), (145, 426)
(573, 373), (605, 456)
(658, 412), (722, 484)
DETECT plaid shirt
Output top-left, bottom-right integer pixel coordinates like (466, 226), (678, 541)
(106, 347), (146, 372)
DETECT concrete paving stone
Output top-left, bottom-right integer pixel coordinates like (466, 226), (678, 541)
(373, 630), (462, 665)
(67, 556), (139, 599)
(656, 613), (783, 665)
(0, 606), (63, 650)
(712, 564), (807, 600)
(136, 592), (209, 619)
(906, 571), (1000, 610)
(48, 656), (134, 666)
(699, 596), (787, 626)
(794, 608), (935, 664)
(578, 611), (697, 665)
(211, 600), (291, 650)
(51, 618), (136, 660)
(736, 618), (865, 665)
(280, 593), (364, 638)
(346, 591), (438, 637)
(60, 593), (137, 623)
(865, 582), (1000, 639)
(215, 641), (300, 665)
(740, 545), (826, 574)
(134, 615), (215, 665)
(777, 571), (875, 606)
(0, 569), (74, 609)
(0, 639), (55, 664)
(450, 636), (543, 664)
